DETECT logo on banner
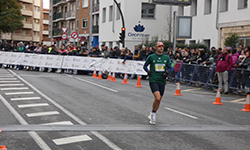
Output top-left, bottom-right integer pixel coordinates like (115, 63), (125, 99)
(134, 21), (145, 32)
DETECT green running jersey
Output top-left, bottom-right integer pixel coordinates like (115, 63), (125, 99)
(145, 53), (171, 85)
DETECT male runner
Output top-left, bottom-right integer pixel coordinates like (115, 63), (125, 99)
(143, 42), (171, 125)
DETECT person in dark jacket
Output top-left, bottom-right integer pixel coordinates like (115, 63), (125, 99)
(215, 47), (233, 94)
(189, 49), (197, 63)
(2, 41), (10, 51)
(182, 51), (190, 63)
(139, 46), (147, 60)
(196, 49), (206, 64)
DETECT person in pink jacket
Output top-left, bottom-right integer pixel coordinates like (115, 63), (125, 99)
(215, 47), (233, 94)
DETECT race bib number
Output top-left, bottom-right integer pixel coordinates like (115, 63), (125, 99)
(155, 64), (165, 72)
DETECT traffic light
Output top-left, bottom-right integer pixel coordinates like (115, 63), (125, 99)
(119, 27), (125, 46)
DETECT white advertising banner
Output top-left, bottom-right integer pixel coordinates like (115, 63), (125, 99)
(0, 52), (147, 75)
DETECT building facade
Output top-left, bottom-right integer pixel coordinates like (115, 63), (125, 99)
(43, 9), (51, 45)
(1, 0), (43, 43)
(99, 0), (171, 50)
(172, 0), (250, 49)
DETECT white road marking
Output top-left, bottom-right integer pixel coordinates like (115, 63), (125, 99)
(164, 107), (198, 119)
(75, 77), (118, 93)
(0, 94), (51, 150)
(0, 76), (15, 78)
(10, 97), (41, 101)
(17, 103), (49, 108)
(0, 84), (24, 87)
(1, 87), (29, 90)
(26, 111), (60, 117)
(40, 121), (74, 125)
(0, 78), (17, 80)
(9, 69), (122, 150)
(0, 81), (20, 83)
(5, 92), (34, 95)
(65, 74), (73, 78)
(52, 135), (92, 145)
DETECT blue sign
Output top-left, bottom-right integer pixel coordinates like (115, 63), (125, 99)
(134, 21), (145, 32)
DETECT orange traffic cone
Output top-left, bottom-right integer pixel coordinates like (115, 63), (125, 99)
(174, 82), (182, 96)
(135, 76), (142, 88)
(213, 89), (223, 105)
(97, 70), (103, 79)
(110, 72), (117, 82)
(107, 70), (112, 80)
(122, 73), (128, 84)
(0, 145), (7, 150)
(241, 95), (250, 112)
(92, 69), (97, 78)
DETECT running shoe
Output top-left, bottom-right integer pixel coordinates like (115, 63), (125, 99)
(148, 112), (156, 125)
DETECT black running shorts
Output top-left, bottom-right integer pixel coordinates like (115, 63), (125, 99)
(149, 82), (165, 96)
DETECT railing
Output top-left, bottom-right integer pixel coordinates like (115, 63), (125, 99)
(53, 12), (65, 20)
(53, 0), (66, 5)
(92, 3), (99, 13)
(52, 29), (62, 36)
(66, 10), (75, 18)
(92, 25), (99, 34)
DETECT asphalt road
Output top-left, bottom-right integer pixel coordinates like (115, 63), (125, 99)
(0, 68), (249, 150)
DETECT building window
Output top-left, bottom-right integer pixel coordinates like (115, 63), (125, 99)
(23, 30), (26, 36)
(71, 3), (75, 11)
(34, 19), (39, 24)
(204, 0), (212, 14)
(102, 7), (106, 23)
(82, 0), (88, 8)
(141, 3), (155, 19)
(220, 0), (228, 12)
(191, 0), (197, 16)
(109, 5), (113, 21)
(82, 18), (88, 28)
(238, 0), (248, 9)
(116, 3), (121, 20)
(23, 4), (27, 10)
(71, 21), (75, 30)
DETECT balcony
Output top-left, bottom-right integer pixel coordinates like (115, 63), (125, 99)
(34, 11), (40, 19)
(21, 9), (32, 16)
(43, 31), (49, 35)
(53, 12), (65, 21)
(43, 20), (49, 24)
(33, 36), (40, 42)
(23, 21), (32, 29)
(92, 25), (99, 34)
(53, 0), (67, 5)
(66, 10), (75, 20)
(93, 3), (99, 13)
(19, 0), (32, 3)
(33, 24), (40, 31)
(13, 34), (32, 41)
(52, 29), (63, 36)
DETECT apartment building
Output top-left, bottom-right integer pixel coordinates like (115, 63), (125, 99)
(172, 0), (250, 48)
(43, 9), (51, 45)
(99, 0), (171, 50)
(1, 0), (43, 43)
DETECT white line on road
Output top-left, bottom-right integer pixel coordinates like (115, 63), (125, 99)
(40, 121), (74, 125)
(0, 78), (17, 80)
(0, 94), (51, 150)
(9, 69), (122, 150)
(1, 87), (29, 91)
(65, 74), (73, 78)
(0, 84), (24, 87)
(52, 135), (92, 145)
(0, 76), (15, 78)
(0, 81), (20, 83)
(10, 97), (41, 101)
(75, 77), (118, 93)
(17, 103), (49, 108)
(5, 92), (34, 95)
(164, 107), (198, 119)
(26, 111), (60, 117)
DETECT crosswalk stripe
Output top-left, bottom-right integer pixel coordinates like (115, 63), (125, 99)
(40, 121), (74, 125)
(1, 87), (29, 91)
(0, 81), (20, 83)
(0, 84), (24, 87)
(10, 97), (41, 101)
(5, 92), (34, 95)
(0, 78), (17, 80)
(17, 103), (49, 108)
(52, 135), (92, 145)
(26, 111), (60, 117)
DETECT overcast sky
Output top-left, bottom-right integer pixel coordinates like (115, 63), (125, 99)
(43, 0), (50, 9)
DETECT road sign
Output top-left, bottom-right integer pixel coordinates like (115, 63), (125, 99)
(61, 33), (68, 40)
(71, 32), (78, 39)
(61, 27), (68, 33)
